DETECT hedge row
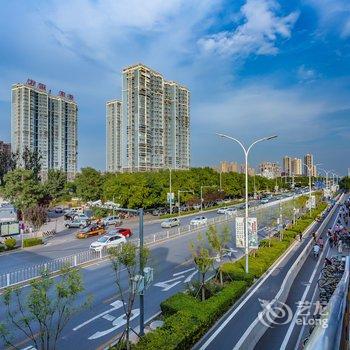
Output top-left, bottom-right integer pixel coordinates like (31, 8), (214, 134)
(135, 281), (247, 350)
(132, 201), (329, 350)
(23, 238), (43, 247)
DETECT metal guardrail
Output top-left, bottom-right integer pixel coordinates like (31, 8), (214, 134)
(304, 256), (350, 350)
(0, 195), (306, 290)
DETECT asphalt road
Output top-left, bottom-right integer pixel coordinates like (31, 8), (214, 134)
(0, 194), (297, 276)
(193, 196), (344, 350)
(0, 196), (299, 350)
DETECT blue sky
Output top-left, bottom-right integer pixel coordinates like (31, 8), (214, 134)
(0, 0), (350, 174)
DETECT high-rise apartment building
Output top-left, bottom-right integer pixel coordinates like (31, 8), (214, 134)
(259, 161), (280, 179)
(11, 79), (78, 179)
(106, 100), (122, 172)
(107, 64), (190, 172)
(283, 156), (292, 176)
(219, 161), (239, 173)
(291, 158), (302, 176)
(303, 153), (314, 176)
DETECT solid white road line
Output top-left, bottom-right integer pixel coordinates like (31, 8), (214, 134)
(198, 238), (300, 350)
(280, 245), (330, 350)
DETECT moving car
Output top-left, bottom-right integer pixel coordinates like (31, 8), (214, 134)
(90, 233), (126, 252)
(260, 198), (269, 204)
(75, 223), (106, 239)
(65, 219), (89, 229)
(225, 208), (237, 216)
(103, 215), (122, 226)
(161, 218), (180, 228)
(190, 216), (208, 226)
(217, 208), (227, 214)
(107, 227), (132, 238)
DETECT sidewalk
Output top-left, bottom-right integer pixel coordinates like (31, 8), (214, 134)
(194, 200), (342, 350)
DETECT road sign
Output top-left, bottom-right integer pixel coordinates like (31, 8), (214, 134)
(248, 217), (258, 249)
(310, 195), (316, 208)
(235, 217), (245, 248)
(167, 192), (174, 204)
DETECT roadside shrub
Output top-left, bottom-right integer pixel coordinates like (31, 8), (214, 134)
(23, 237), (43, 247)
(220, 262), (254, 284)
(4, 237), (16, 250)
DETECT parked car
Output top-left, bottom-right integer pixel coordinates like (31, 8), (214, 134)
(76, 223), (106, 239)
(54, 207), (63, 213)
(217, 208), (227, 214)
(107, 227), (132, 238)
(65, 219), (89, 229)
(190, 216), (208, 226)
(152, 207), (167, 216)
(260, 198), (269, 204)
(64, 211), (76, 220)
(73, 213), (90, 221)
(103, 215), (122, 226)
(161, 218), (180, 228)
(89, 233), (126, 252)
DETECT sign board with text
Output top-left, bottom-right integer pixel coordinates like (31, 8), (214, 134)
(248, 217), (258, 249)
(235, 217), (245, 248)
(310, 195), (316, 208)
(167, 192), (174, 204)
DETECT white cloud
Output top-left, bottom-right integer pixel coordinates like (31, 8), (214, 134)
(305, 0), (350, 38)
(297, 65), (318, 82)
(198, 0), (299, 57)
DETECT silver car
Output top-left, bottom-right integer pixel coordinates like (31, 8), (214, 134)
(161, 218), (180, 228)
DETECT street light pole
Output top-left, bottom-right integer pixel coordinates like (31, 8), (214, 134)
(138, 208), (145, 336)
(216, 133), (278, 274)
(169, 168), (172, 214)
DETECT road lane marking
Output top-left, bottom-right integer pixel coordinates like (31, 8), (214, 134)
(73, 300), (123, 331)
(199, 202), (340, 350)
(102, 314), (116, 321)
(173, 267), (196, 276)
(184, 270), (198, 283)
(154, 275), (184, 291)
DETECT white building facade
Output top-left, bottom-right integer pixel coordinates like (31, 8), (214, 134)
(11, 80), (78, 179)
(106, 64), (190, 172)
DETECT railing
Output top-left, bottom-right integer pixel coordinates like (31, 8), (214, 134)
(304, 256), (350, 350)
(0, 194), (307, 290)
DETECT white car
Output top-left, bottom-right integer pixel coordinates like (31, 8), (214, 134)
(217, 208), (227, 214)
(190, 216), (208, 226)
(225, 208), (237, 215)
(103, 215), (122, 226)
(73, 213), (90, 221)
(89, 233), (126, 252)
(161, 218), (180, 228)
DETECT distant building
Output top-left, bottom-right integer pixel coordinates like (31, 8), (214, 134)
(219, 161), (239, 173)
(108, 63), (190, 172)
(11, 79), (78, 180)
(291, 158), (303, 176)
(303, 153), (314, 176)
(0, 141), (11, 156)
(106, 99), (122, 172)
(259, 161), (280, 179)
(283, 156), (292, 176)
(240, 163), (255, 177)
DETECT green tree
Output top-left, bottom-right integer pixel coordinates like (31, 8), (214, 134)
(0, 267), (89, 350)
(23, 205), (48, 229)
(109, 243), (150, 350)
(22, 146), (42, 180)
(206, 225), (231, 285)
(74, 167), (103, 201)
(339, 176), (350, 191)
(190, 235), (214, 301)
(45, 169), (67, 200)
(0, 151), (17, 186)
(3, 169), (47, 212)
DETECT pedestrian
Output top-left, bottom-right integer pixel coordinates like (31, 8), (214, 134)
(329, 235), (334, 248)
(338, 239), (343, 254)
(299, 232), (302, 242)
(312, 231), (316, 242)
(318, 237), (324, 250)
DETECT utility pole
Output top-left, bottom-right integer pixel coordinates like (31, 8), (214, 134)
(138, 208), (145, 336)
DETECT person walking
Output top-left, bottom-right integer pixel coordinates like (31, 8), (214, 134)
(338, 239), (343, 254)
(312, 231), (317, 242)
(299, 232), (303, 242)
